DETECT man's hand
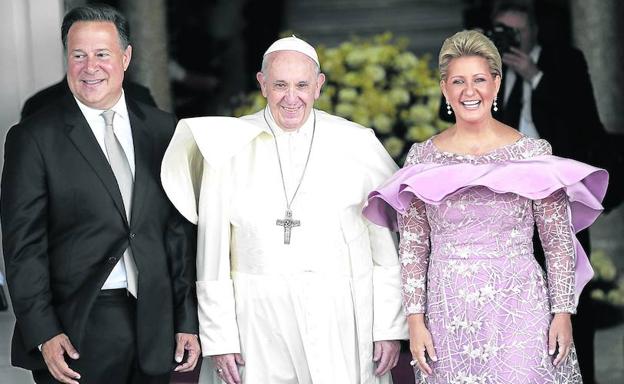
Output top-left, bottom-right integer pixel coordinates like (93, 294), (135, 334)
(173, 333), (201, 372)
(373, 340), (400, 376)
(41, 333), (81, 384)
(212, 353), (245, 384)
(502, 47), (540, 82)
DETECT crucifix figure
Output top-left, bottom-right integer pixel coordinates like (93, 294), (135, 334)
(276, 208), (300, 245)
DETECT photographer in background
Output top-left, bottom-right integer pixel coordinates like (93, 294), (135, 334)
(442, 0), (606, 161)
(439, 1), (609, 383)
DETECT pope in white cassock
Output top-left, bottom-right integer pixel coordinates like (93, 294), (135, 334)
(161, 36), (408, 384)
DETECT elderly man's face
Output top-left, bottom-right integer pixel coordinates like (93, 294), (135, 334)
(66, 21), (131, 110)
(256, 51), (325, 131)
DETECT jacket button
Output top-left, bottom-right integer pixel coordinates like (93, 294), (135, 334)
(129, 232), (136, 239)
(108, 256), (117, 264)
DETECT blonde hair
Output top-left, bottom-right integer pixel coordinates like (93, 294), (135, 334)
(438, 30), (502, 81)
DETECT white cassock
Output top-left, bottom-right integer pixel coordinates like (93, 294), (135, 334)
(161, 107), (408, 383)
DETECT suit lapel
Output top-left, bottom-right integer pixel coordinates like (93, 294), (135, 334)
(62, 95), (129, 224)
(127, 100), (152, 227)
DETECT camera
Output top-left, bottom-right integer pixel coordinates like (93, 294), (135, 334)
(486, 24), (520, 54)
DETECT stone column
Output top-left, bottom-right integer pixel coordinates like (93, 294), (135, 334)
(120, 0), (172, 111)
(571, 0), (624, 134)
(571, 0), (624, 288)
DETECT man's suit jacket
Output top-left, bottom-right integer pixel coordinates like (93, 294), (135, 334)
(530, 46), (622, 211)
(529, 45), (606, 163)
(1, 93), (198, 375)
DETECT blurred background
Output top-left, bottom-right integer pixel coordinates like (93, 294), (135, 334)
(1, 0), (623, 383)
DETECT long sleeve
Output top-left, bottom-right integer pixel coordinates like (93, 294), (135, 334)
(357, 127), (408, 341)
(367, 218), (408, 341)
(533, 189), (576, 313)
(1, 124), (63, 349)
(165, 210), (199, 334)
(162, 117), (199, 335)
(398, 198), (431, 315)
(161, 119), (242, 356)
(194, 161), (241, 355)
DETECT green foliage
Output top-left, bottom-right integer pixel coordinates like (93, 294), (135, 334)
(234, 33), (450, 165)
(591, 249), (624, 306)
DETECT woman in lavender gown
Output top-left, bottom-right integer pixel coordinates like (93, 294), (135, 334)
(363, 30), (608, 383)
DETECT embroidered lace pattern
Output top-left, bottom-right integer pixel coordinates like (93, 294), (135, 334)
(399, 136), (582, 383)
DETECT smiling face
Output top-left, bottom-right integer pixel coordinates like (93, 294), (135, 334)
(256, 51), (325, 131)
(441, 55), (501, 124)
(66, 21), (131, 110)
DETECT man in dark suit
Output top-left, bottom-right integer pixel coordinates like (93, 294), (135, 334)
(1, 4), (200, 384)
(491, 1), (605, 164)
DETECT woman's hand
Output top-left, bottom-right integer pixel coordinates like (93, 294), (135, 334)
(548, 313), (573, 367)
(407, 314), (437, 376)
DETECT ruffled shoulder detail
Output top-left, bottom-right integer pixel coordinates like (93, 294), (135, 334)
(364, 155), (607, 232)
(363, 156), (608, 304)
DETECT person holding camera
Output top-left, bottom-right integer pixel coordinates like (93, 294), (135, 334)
(493, 2), (605, 383)
(491, 1), (606, 159)
(440, 0), (607, 160)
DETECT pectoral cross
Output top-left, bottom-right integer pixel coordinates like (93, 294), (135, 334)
(276, 208), (300, 245)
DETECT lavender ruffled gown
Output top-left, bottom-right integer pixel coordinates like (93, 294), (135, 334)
(364, 136), (608, 384)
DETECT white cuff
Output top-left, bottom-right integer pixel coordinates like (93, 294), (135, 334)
(373, 265), (409, 341)
(196, 279), (241, 356)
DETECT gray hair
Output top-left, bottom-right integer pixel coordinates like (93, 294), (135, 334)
(261, 52), (321, 77)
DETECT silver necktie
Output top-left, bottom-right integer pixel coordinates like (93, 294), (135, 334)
(101, 110), (138, 297)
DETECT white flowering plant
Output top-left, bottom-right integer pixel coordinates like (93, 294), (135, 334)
(589, 249), (624, 328)
(234, 33), (451, 164)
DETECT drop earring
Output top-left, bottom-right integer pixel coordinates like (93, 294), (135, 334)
(493, 97), (498, 112)
(446, 100), (452, 115)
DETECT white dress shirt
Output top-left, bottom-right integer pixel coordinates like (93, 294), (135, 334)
(74, 92), (135, 290)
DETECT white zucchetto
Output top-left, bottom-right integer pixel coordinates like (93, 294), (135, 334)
(263, 35), (320, 68)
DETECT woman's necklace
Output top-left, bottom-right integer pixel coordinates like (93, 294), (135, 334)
(263, 108), (316, 244)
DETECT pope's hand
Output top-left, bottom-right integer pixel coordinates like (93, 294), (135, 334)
(373, 340), (400, 376)
(173, 333), (201, 372)
(41, 333), (81, 384)
(211, 353), (245, 384)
